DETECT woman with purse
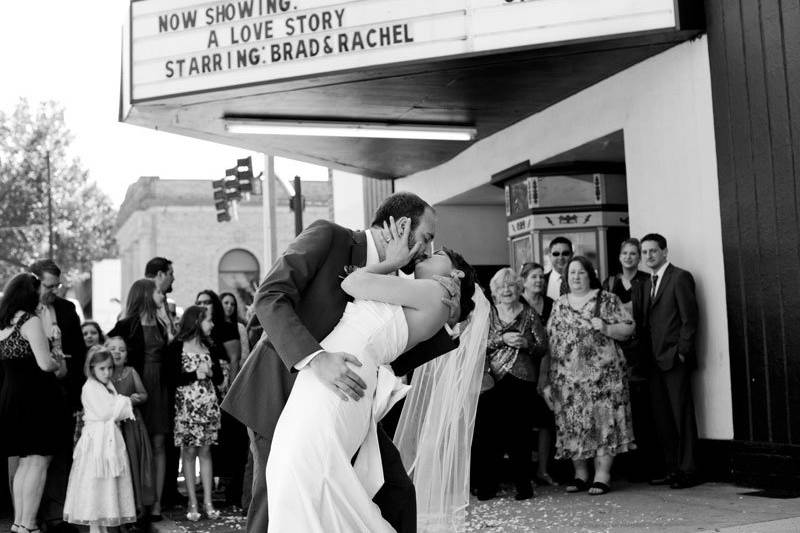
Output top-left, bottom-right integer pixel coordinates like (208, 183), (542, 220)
(472, 268), (547, 501)
(543, 256), (636, 495)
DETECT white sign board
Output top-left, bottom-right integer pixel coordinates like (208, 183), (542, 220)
(130, 0), (677, 101)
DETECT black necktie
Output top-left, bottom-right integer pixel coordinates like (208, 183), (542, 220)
(651, 275), (659, 299)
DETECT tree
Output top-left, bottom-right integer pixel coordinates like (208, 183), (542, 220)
(0, 99), (117, 285)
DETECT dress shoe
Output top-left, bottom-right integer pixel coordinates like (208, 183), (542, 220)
(648, 474), (676, 486)
(514, 482), (534, 500)
(670, 473), (701, 489)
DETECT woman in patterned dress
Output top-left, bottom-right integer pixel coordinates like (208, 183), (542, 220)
(166, 305), (222, 522)
(544, 256), (636, 495)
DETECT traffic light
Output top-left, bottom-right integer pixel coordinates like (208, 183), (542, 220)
(236, 157), (254, 194)
(224, 167), (242, 201)
(212, 179), (231, 222)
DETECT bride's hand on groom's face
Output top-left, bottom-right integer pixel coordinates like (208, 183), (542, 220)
(308, 351), (367, 401)
(383, 216), (422, 270)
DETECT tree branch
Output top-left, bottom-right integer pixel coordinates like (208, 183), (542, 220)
(0, 255), (27, 269)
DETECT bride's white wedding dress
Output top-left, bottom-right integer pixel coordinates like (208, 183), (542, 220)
(266, 299), (412, 533)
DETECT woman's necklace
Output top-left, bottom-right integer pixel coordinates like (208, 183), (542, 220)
(112, 367), (126, 383)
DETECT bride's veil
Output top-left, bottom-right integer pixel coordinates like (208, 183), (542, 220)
(393, 287), (491, 532)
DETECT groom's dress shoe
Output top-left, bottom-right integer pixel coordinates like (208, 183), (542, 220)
(670, 473), (701, 489)
(648, 474), (675, 486)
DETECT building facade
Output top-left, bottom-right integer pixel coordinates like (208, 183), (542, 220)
(116, 176), (333, 311)
(121, 0), (799, 485)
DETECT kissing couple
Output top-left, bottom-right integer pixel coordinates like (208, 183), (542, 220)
(222, 192), (490, 532)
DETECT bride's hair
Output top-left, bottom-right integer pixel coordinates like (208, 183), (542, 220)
(442, 248), (477, 322)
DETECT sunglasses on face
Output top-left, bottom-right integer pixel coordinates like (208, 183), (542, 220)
(550, 251), (572, 257)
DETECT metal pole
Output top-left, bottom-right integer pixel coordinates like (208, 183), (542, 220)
(293, 176), (303, 236)
(262, 154), (278, 269)
(46, 151), (54, 259)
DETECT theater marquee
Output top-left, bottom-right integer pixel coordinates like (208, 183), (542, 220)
(129, 0), (678, 102)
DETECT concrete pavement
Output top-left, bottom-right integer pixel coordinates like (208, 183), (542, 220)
(140, 481), (800, 532)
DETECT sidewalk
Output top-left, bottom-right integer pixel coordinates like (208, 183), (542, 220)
(144, 482), (800, 533)
(4, 482), (797, 533)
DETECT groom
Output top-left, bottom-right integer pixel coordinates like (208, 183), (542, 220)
(222, 192), (459, 533)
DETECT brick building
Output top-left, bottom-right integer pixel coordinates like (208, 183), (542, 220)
(115, 176), (333, 311)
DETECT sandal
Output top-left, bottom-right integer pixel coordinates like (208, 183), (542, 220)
(565, 477), (589, 493)
(204, 502), (220, 520)
(11, 525), (21, 533)
(17, 527), (40, 533)
(589, 481), (612, 495)
(186, 503), (201, 522)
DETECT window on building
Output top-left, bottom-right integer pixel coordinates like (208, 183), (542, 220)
(218, 249), (260, 312)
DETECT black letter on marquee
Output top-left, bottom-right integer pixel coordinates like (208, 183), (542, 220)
(207, 30), (219, 48)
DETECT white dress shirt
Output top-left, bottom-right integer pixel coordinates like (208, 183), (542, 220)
(546, 270), (563, 301)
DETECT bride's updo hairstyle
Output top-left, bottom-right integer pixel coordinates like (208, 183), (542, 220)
(442, 248), (477, 322)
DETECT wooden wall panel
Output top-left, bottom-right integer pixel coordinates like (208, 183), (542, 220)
(705, 0), (800, 445)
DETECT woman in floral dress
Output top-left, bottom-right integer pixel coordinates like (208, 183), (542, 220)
(544, 256), (636, 495)
(166, 305), (222, 521)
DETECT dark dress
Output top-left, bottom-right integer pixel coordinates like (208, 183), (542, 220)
(211, 322), (249, 506)
(0, 313), (68, 457)
(114, 367), (155, 514)
(141, 324), (171, 436)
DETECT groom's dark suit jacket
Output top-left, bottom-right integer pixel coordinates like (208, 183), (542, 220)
(221, 219), (458, 443)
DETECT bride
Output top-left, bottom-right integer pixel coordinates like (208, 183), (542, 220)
(266, 218), (486, 532)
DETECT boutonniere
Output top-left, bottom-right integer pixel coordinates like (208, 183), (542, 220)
(339, 265), (359, 280)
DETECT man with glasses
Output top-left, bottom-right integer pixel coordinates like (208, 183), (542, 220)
(544, 237), (573, 300)
(29, 259), (86, 533)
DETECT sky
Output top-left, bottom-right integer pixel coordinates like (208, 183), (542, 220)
(0, 0), (332, 207)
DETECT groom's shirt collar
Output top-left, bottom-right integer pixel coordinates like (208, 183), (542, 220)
(365, 228), (380, 267)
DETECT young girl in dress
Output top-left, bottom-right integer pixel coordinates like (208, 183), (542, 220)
(63, 348), (136, 533)
(107, 336), (155, 521)
(166, 305), (222, 521)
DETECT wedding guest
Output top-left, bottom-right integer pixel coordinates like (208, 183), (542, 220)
(81, 321), (105, 349)
(473, 268), (547, 501)
(107, 336), (155, 520)
(640, 233), (700, 489)
(166, 306), (223, 521)
(544, 237), (573, 299)
(30, 259), (86, 533)
(544, 256), (635, 495)
(63, 348), (136, 533)
(108, 279), (170, 520)
(603, 239), (662, 481)
(0, 273), (64, 533)
(196, 290), (246, 508)
(220, 292), (250, 363)
(519, 262), (557, 485)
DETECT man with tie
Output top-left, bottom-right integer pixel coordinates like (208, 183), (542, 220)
(640, 233), (700, 489)
(544, 236), (572, 300)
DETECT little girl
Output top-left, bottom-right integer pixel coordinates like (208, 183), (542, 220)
(63, 348), (136, 532)
(166, 305), (222, 521)
(107, 336), (156, 520)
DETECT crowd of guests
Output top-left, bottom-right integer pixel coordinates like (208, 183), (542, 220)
(0, 231), (702, 531)
(0, 257), (255, 532)
(471, 233), (700, 499)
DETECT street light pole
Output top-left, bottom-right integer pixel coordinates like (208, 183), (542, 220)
(46, 151), (54, 260)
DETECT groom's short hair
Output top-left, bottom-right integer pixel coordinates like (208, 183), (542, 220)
(371, 192), (432, 232)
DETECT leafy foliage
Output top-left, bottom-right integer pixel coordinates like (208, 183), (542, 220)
(0, 99), (117, 285)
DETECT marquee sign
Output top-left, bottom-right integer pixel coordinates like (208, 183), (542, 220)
(129, 0), (677, 101)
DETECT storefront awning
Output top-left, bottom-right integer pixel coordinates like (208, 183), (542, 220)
(121, 0), (703, 178)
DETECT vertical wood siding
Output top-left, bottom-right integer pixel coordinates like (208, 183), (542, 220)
(705, 0), (800, 445)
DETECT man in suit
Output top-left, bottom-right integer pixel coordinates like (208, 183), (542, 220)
(29, 259), (86, 533)
(544, 236), (572, 299)
(222, 192), (459, 533)
(640, 233), (700, 489)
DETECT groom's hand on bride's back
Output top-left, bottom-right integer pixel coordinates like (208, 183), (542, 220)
(308, 351), (367, 401)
